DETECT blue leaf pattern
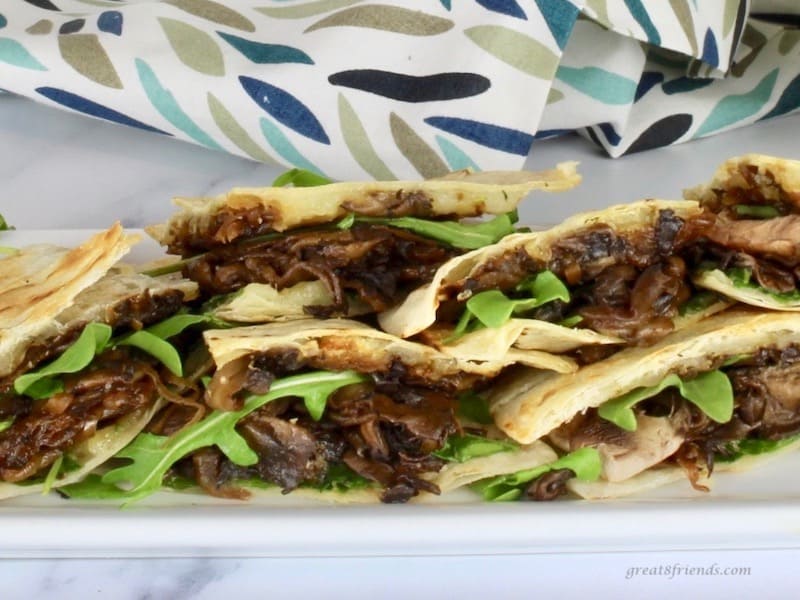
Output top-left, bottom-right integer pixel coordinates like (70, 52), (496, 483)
(240, 76), (330, 144)
(218, 32), (313, 65)
(702, 29), (719, 68)
(260, 117), (326, 175)
(435, 135), (480, 171)
(97, 11), (123, 36)
(36, 87), (168, 134)
(534, 0), (579, 49)
(425, 116), (534, 156)
(476, 0), (526, 20)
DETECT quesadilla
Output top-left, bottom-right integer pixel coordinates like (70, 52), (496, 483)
(486, 310), (800, 500)
(685, 154), (800, 310)
(379, 200), (728, 366)
(146, 165), (580, 322)
(79, 319), (570, 505)
(0, 225), (203, 498)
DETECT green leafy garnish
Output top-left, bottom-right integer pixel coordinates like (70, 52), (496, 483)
(0, 213), (13, 231)
(0, 418), (15, 434)
(41, 455), (64, 495)
(14, 323), (113, 399)
(97, 370), (366, 504)
(733, 204), (780, 219)
(472, 447), (602, 501)
(717, 433), (800, 463)
(679, 291), (720, 316)
(14, 314), (213, 399)
(141, 258), (193, 278)
(456, 391), (494, 425)
(433, 434), (517, 463)
(314, 464), (372, 492)
(725, 268), (800, 304)
(337, 211), (519, 250)
(450, 270), (570, 339)
(272, 168), (332, 187)
(598, 370), (733, 432)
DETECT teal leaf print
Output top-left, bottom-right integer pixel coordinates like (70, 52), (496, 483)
(556, 66), (637, 105)
(207, 92), (279, 164)
(164, 0), (255, 32)
(762, 73), (800, 121)
(337, 93), (395, 180)
(241, 76), (330, 144)
(58, 34), (122, 88)
(159, 17), (225, 76)
(218, 32), (313, 64)
(440, 0), (451, 9)
(0, 15), (6, 29)
(259, 117), (326, 175)
(436, 136), (480, 172)
(477, 0), (526, 20)
(624, 0), (660, 45)
(0, 38), (47, 70)
(390, 112), (448, 178)
(465, 26), (559, 79)
(256, 0), (365, 19)
(305, 5), (453, 35)
(696, 69), (778, 137)
(534, 0), (579, 49)
(136, 58), (223, 150)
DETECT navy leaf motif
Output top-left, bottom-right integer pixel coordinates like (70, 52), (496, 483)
(623, 114), (692, 155)
(476, 0), (526, 19)
(534, 0), (579, 49)
(762, 73), (800, 121)
(36, 87), (169, 135)
(328, 70), (490, 102)
(240, 76), (329, 144)
(59, 18), (84, 34)
(597, 122), (621, 146)
(702, 29), (718, 68)
(24, 0), (60, 10)
(662, 76), (713, 95)
(533, 128), (570, 140)
(425, 116), (533, 156)
(98, 11), (123, 36)
(219, 32), (313, 64)
(634, 71), (664, 101)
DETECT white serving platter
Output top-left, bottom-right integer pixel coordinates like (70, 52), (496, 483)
(2, 229), (800, 558)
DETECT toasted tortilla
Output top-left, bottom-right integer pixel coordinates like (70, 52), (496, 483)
(693, 269), (800, 311)
(203, 318), (575, 380)
(0, 225), (138, 379)
(147, 163), (581, 250)
(0, 401), (162, 500)
(489, 309), (800, 445)
(378, 200), (713, 370)
(684, 154), (800, 209)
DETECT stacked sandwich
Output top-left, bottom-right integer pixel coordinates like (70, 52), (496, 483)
(3, 155), (800, 505)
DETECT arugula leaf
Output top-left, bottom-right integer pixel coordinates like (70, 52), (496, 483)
(59, 474), (131, 500)
(734, 204), (780, 219)
(717, 433), (800, 463)
(0, 418), (14, 434)
(679, 291), (720, 316)
(14, 323), (113, 399)
(272, 168), (332, 187)
(456, 391), (494, 425)
(314, 464), (372, 492)
(433, 434), (517, 463)
(450, 270), (570, 338)
(337, 212), (518, 250)
(99, 370), (367, 504)
(598, 370), (733, 432)
(41, 455), (64, 495)
(725, 267), (800, 304)
(0, 213), (13, 231)
(472, 447), (602, 502)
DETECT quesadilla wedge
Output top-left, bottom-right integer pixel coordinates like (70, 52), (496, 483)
(379, 200), (728, 366)
(76, 319), (571, 505)
(685, 154), (800, 310)
(145, 165), (580, 322)
(0, 226), (204, 498)
(486, 310), (800, 500)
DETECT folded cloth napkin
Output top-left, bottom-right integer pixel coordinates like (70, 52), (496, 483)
(0, 1), (798, 179)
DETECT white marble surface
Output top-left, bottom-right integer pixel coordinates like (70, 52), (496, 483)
(2, 93), (800, 597)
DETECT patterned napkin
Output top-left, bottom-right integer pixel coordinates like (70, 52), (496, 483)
(0, 1), (798, 179)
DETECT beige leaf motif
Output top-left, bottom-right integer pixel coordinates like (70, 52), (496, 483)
(58, 34), (122, 89)
(159, 17), (225, 77)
